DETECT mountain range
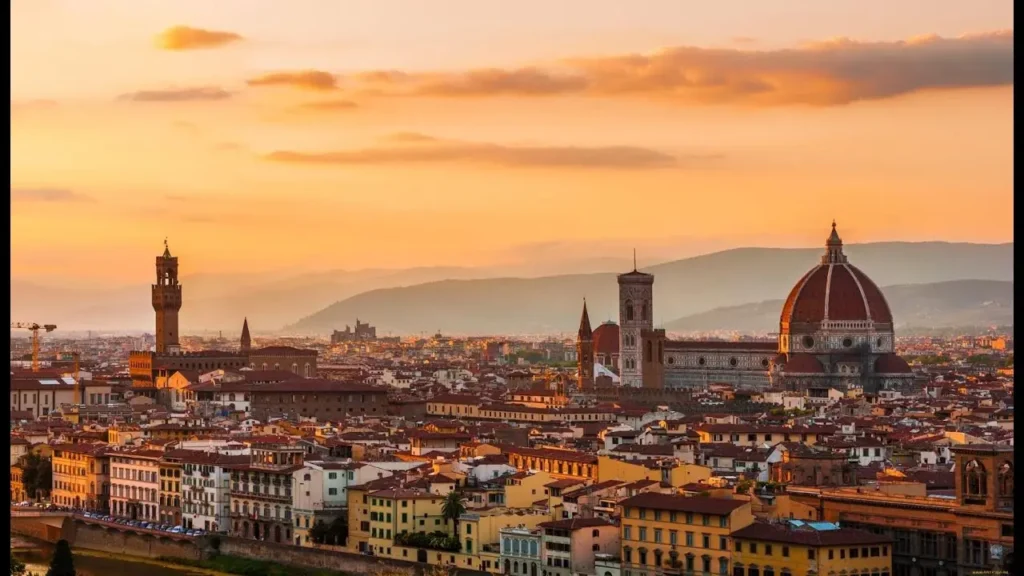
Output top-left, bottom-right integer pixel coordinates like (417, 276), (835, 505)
(664, 279), (1013, 334)
(11, 242), (1012, 335)
(289, 242), (1013, 335)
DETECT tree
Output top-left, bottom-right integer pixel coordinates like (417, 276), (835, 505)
(46, 540), (75, 576)
(327, 516), (348, 546)
(22, 454), (53, 501)
(11, 556), (28, 576)
(441, 490), (466, 537)
(309, 520), (329, 545)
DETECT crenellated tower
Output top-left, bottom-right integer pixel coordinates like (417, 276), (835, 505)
(576, 299), (594, 390)
(152, 239), (182, 354)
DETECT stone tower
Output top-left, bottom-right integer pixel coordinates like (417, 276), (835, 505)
(152, 239), (182, 354)
(240, 317), (251, 353)
(576, 299), (594, 390)
(618, 256), (654, 388)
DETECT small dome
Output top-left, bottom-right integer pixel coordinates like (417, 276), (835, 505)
(592, 322), (620, 356)
(874, 354), (912, 374)
(783, 354), (825, 374)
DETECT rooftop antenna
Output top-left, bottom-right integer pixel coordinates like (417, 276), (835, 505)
(633, 249), (637, 272)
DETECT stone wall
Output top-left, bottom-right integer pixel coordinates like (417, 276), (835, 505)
(70, 521), (203, 560)
(219, 537), (426, 576)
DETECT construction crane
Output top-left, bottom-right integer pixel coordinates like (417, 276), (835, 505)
(11, 322), (57, 372)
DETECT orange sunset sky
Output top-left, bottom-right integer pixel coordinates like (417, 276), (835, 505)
(11, 0), (1014, 285)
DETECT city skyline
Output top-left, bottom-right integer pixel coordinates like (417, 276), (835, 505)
(12, 1), (1014, 283)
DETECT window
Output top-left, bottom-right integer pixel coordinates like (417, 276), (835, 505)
(328, 488), (337, 496)
(719, 537), (726, 550)
(808, 549), (816, 560)
(328, 473), (337, 480)
(735, 541), (742, 552)
(654, 529), (662, 543)
(719, 516), (728, 528)
(703, 534), (710, 549)
(685, 532), (693, 547)
(686, 513), (694, 524)
(765, 544), (773, 556)
(850, 548), (859, 559)
(639, 527), (647, 542)
(670, 530), (678, 545)
(782, 546), (789, 557)
(702, 515), (710, 526)
(624, 526), (632, 540)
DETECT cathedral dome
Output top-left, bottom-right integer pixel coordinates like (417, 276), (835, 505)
(592, 322), (620, 356)
(780, 222), (893, 328)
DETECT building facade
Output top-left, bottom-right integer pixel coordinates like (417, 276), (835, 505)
(152, 240), (182, 354)
(248, 380), (388, 421)
(51, 443), (110, 512)
(227, 443), (303, 543)
(109, 449), (163, 521)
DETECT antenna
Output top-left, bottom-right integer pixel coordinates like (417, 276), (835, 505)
(633, 249), (637, 271)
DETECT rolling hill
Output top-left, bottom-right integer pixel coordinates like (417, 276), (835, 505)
(288, 242), (1013, 335)
(663, 280), (1014, 334)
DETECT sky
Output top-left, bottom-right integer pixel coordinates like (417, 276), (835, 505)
(11, 0), (1014, 285)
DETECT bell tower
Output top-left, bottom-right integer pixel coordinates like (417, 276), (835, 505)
(576, 299), (594, 390)
(618, 252), (654, 388)
(153, 239), (182, 354)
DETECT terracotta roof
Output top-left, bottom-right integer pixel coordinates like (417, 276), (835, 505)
(247, 379), (383, 393)
(784, 354), (825, 374)
(732, 522), (892, 546)
(538, 517), (616, 530)
(620, 492), (748, 515)
(592, 323), (620, 356)
(250, 346), (316, 356)
(875, 354), (913, 374)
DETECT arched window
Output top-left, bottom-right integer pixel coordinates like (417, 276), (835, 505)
(641, 300), (649, 320)
(529, 540), (538, 556)
(304, 363), (311, 378)
(998, 462), (1013, 495)
(626, 299), (634, 321)
(592, 529), (600, 537)
(503, 537), (511, 555)
(513, 539), (520, 555)
(964, 460), (988, 496)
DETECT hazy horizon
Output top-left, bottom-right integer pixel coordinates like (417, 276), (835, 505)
(11, 1), (1014, 284)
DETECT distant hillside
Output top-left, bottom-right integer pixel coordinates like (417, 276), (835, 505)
(288, 242), (1013, 335)
(665, 280), (1014, 333)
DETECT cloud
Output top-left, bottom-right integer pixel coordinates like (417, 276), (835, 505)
(294, 99), (359, 111)
(348, 30), (1012, 106)
(156, 26), (243, 51)
(119, 87), (232, 102)
(247, 70), (337, 91)
(12, 188), (94, 203)
(264, 136), (696, 169)
(384, 132), (439, 143)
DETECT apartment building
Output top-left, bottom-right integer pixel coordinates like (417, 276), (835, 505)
(180, 450), (246, 532)
(226, 443), (304, 543)
(618, 493), (755, 576)
(292, 460), (359, 546)
(109, 449), (163, 521)
(51, 443), (110, 512)
(731, 522), (893, 576)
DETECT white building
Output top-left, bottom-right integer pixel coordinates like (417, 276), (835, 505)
(109, 448), (163, 522)
(292, 460), (360, 546)
(180, 450), (248, 532)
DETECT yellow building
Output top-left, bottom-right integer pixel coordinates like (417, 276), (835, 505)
(693, 425), (836, 447)
(503, 470), (556, 509)
(11, 463), (27, 502)
(598, 455), (711, 488)
(51, 443), (110, 512)
(367, 488), (450, 556)
(731, 522), (893, 576)
(619, 492), (755, 576)
(460, 508), (551, 573)
(505, 446), (598, 480)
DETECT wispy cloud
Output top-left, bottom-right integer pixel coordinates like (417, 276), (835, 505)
(156, 26), (243, 51)
(12, 188), (94, 203)
(265, 135), (699, 169)
(342, 30), (1012, 106)
(119, 87), (232, 102)
(293, 99), (359, 112)
(247, 70), (337, 91)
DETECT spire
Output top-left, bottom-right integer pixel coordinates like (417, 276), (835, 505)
(578, 299), (593, 340)
(162, 237), (172, 258)
(822, 220), (848, 264)
(240, 317), (252, 352)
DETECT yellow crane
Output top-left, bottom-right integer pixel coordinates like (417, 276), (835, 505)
(11, 322), (57, 372)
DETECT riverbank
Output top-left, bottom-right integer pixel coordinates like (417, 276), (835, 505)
(11, 537), (224, 576)
(159, 555), (359, 576)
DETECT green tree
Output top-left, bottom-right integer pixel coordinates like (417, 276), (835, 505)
(11, 555), (28, 576)
(309, 520), (329, 545)
(22, 454), (52, 500)
(441, 490), (466, 537)
(327, 516), (348, 546)
(46, 540), (75, 576)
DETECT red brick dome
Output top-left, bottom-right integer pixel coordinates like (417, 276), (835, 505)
(780, 223), (893, 327)
(592, 322), (620, 356)
(874, 353), (912, 374)
(783, 353), (825, 374)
